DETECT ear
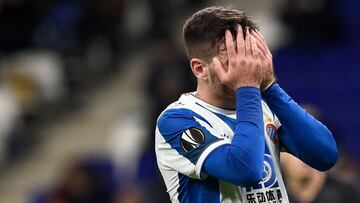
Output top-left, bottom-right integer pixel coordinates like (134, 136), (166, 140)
(190, 58), (208, 80)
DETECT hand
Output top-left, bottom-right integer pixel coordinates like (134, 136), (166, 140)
(251, 30), (276, 91)
(213, 26), (262, 90)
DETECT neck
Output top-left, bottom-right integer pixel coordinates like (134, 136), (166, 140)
(195, 84), (236, 110)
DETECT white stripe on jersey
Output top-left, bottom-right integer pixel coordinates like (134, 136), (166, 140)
(155, 127), (191, 202)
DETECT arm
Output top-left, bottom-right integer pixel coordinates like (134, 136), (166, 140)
(203, 87), (265, 186)
(203, 26), (266, 186)
(262, 83), (338, 171)
(251, 30), (338, 171)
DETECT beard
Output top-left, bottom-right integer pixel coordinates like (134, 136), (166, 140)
(208, 67), (236, 104)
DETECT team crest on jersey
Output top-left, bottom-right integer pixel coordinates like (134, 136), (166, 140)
(180, 128), (205, 152)
(266, 124), (278, 144)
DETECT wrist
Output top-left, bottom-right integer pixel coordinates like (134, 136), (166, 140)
(235, 82), (261, 90)
(236, 86), (261, 92)
(261, 79), (276, 92)
(262, 82), (281, 101)
(260, 72), (276, 91)
(236, 86), (262, 104)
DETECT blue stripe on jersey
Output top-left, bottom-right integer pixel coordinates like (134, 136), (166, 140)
(157, 108), (221, 164)
(178, 173), (220, 203)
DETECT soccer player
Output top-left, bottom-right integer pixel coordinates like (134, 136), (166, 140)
(155, 6), (338, 203)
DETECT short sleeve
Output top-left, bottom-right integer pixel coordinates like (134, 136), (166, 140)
(155, 108), (230, 179)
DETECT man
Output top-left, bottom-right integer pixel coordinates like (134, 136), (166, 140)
(282, 153), (360, 203)
(155, 6), (338, 203)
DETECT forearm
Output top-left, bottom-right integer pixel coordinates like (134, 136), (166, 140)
(262, 83), (338, 171)
(203, 87), (265, 186)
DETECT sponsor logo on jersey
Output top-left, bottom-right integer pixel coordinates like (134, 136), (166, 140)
(247, 154), (278, 192)
(244, 147), (284, 203)
(180, 127), (205, 152)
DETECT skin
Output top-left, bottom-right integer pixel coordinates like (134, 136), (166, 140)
(251, 29), (276, 90)
(190, 25), (275, 109)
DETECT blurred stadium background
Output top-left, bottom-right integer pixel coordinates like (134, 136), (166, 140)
(0, 0), (359, 202)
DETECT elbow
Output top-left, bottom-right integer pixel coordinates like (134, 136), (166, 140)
(227, 140), (265, 186)
(306, 128), (339, 171)
(318, 130), (339, 171)
(310, 136), (338, 171)
(317, 144), (339, 171)
(231, 161), (263, 187)
(242, 165), (263, 186)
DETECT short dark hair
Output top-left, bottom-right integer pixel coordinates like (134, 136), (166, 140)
(183, 6), (258, 62)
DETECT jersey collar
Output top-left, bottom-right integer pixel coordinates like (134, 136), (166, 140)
(180, 92), (236, 117)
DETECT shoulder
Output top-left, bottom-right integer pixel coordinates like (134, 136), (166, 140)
(157, 93), (199, 127)
(157, 108), (194, 131)
(156, 94), (197, 134)
(157, 94), (212, 137)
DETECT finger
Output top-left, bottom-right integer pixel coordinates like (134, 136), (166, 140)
(245, 27), (251, 56)
(225, 29), (236, 60)
(255, 30), (270, 48)
(255, 38), (267, 55)
(236, 25), (245, 56)
(251, 30), (268, 54)
(258, 48), (266, 62)
(250, 35), (259, 58)
(212, 57), (227, 81)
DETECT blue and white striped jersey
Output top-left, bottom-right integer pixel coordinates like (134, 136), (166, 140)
(155, 92), (289, 203)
